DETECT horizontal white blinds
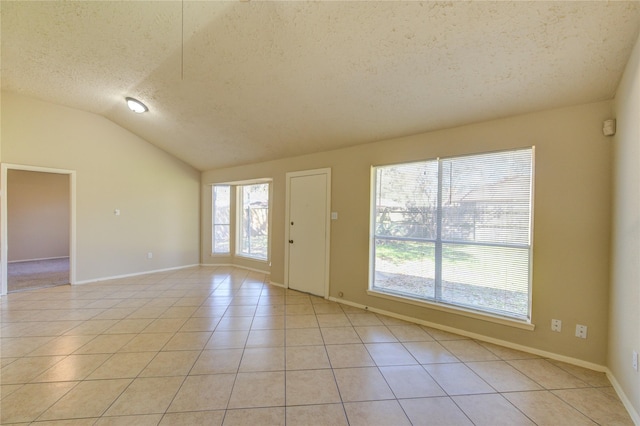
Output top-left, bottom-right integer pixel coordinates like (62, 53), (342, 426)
(441, 150), (532, 246)
(373, 148), (533, 320)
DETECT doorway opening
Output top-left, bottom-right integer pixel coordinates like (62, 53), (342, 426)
(1, 164), (76, 295)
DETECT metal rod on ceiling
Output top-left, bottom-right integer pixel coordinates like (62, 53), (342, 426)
(181, 0), (184, 80)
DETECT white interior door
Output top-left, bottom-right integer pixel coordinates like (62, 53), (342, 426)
(286, 169), (330, 297)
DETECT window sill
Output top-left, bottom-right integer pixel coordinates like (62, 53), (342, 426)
(235, 254), (269, 263)
(367, 289), (535, 331)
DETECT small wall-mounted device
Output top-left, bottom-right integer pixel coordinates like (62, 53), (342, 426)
(603, 119), (616, 137)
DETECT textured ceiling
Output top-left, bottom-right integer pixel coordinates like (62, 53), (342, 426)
(2, 1), (639, 171)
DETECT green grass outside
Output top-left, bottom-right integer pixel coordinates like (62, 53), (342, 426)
(375, 239), (529, 293)
(375, 240), (473, 264)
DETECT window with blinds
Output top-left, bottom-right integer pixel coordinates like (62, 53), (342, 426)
(371, 148), (534, 320)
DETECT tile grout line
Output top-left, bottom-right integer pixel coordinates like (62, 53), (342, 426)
(155, 271), (224, 424)
(314, 298), (350, 424)
(220, 270), (258, 423)
(0, 266), (631, 425)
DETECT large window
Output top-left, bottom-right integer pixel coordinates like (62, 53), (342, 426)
(371, 148), (533, 320)
(212, 185), (231, 254)
(237, 183), (270, 260)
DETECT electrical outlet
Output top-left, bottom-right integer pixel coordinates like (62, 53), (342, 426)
(147, 252), (153, 259)
(633, 351), (638, 371)
(551, 319), (562, 332)
(575, 324), (588, 339)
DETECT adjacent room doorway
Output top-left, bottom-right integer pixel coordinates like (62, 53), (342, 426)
(285, 168), (331, 297)
(1, 164), (76, 296)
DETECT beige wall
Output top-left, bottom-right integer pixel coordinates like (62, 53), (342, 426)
(1, 92), (200, 282)
(7, 170), (70, 262)
(203, 100), (613, 365)
(610, 33), (640, 419)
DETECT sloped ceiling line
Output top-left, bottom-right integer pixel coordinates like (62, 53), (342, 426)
(2, 1), (639, 171)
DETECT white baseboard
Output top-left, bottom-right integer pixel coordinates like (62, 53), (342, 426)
(605, 369), (640, 425)
(8, 256), (69, 264)
(73, 264), (200, 285)
(328, 296), (607, 372)
(75, 263), (271, 286)
(198, 263), (233, 270)
(269, 281), (286, 289)
(328, 295), (640, 423)
(200, 262), (270, 275)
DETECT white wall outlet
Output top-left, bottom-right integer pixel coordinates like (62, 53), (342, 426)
(633, 351), (638, 371)
(575, 324), (588, 339)
(147, 252), (153, 259)
(114, 209), (120, 216)
(331, 212), (338, 220)
(551, 319), (562, 332)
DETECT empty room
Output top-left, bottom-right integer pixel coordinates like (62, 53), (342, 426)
(1, 1), (639, 425)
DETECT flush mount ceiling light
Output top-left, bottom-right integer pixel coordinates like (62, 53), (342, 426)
(125, 97), (148, 113)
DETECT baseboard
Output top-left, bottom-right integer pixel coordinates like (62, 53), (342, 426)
(606, 369), (640, 425)
(269, 281), (286, 289)
(328, 296), (607, 373)
(75, 263), (271, 286)
(73, 264), (200, 285)
(328, 294), (640, 423)
(200, 262), (270, 275)
(8, 256), (69, 264)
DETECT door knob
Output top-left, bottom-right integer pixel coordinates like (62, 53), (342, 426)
(289, 240), (294, 244)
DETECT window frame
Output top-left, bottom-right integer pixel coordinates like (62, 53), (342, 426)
(235, 182), (271, 262)
(211, 185), (231, 255)
(368, 147), (535, 327)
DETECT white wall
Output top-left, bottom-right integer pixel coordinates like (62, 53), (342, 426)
(1, 92), (200, 282)
(7, 170), (70, 262)
(609, 33), (640, 422)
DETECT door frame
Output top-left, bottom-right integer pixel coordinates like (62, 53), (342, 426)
(1, 163), (77, 296)
(284, 168), (331, 298)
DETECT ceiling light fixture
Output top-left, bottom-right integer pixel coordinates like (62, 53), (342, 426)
(125, 97), (148, 113)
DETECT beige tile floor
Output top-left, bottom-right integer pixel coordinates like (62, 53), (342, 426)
(0, 266), (633, 425)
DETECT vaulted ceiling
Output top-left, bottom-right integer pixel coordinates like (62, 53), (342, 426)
(2, 1), (639, 171)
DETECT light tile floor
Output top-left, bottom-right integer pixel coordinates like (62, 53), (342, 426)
(0, 266), (633, 425)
